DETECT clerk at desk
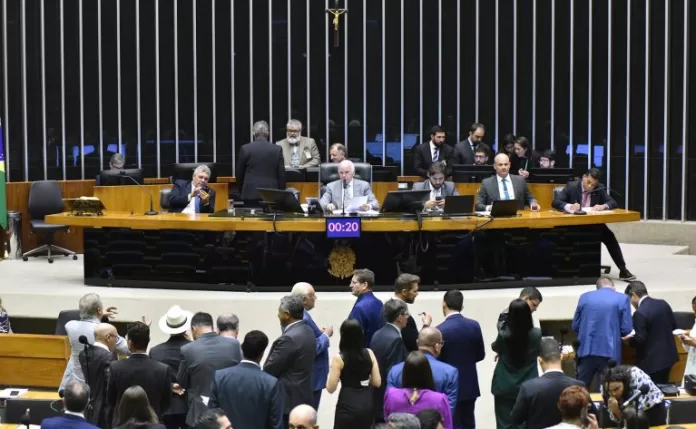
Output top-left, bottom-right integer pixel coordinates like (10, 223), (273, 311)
(168, 164), (216, 213)
(320, 160), (379, 212)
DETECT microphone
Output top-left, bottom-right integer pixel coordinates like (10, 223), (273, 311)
(78, 335), (90, 347)
(341, 179), (348, 216)
(622, 384), (650, 408)
(119, 172), (159, 216)
(79, 335), (92, 387)
(20, 408), (31, 429)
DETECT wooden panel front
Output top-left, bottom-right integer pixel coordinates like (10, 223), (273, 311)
(0, 334), (70, 388)
(455, 183), (558, 210)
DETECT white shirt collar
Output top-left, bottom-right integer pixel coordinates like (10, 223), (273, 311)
(497, 174), (510, 183)
(93, 342), (110, 351)
(241, 359), (261, 368)
(284, 320), (302, 332)
(544, 369), (565, 374)
(64, 411), (85, 419)
(638, 295), (648, 307)
(445, 312), (460, 319)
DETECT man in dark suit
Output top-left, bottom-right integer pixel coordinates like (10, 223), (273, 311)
(177, 312), (242, 428)
(210, 330), (284, 429)
(149, 306), (193, 429)
(437, 290), (485, 429)
(107, 322), (172, 425)
(391, 273), (430, 352)
(168, 164), (216, 213)
(511, 338), (587, 429)
(413, 125), (456, 177)
(348, 268), (385, 347)
(552, 168), (636, 281)
(412, 162), (460, 212)
(41, 381), (100, 429)
(475, 153), (540, 212)
(370, 299), (409, 423)
(291, 282), (332, 410)
(236, 120), (287, 203)
(624, 281), (678, 383)
(454, 123), (491, 165)
(79, 323), (118, 429)
(264, 295), (316, 428)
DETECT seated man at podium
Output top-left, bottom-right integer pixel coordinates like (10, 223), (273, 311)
(168, 164), (216, 214)
(95, 153), (125, 185)
(475, 153), (540, 212)
(320, 160), (379, 213)
(412, 161), (459, 211)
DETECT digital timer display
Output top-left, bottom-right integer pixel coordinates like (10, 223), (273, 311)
(325, 217), (361, 239)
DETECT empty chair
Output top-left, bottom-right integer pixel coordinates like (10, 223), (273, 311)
(156, 252), (199, 275)
(107, 240), (147, 253)
(108, 229), (145, 241)
(156, 240), (193, 254)
(105, 250), (145, 266)
(159, 230), (196, 243)
(111, 263), (153, 277)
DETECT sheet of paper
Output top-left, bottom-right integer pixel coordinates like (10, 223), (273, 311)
(673, 329), (687, 336)
(201, 395), (210, 406)
(581, 207), (615, 214)
(346, 196), (367, 212)
(476, 211), (492, 216)
(0, 388), (29, 398)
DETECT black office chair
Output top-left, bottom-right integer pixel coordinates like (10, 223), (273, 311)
(674, 311), (696, 330)
(22, 181), (78, 263)
(318, 162), (372, 186)
(5, 398), (62, 424)
(160, 188), (172, 211)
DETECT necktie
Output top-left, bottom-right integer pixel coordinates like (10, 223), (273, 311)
(344, 185), (352, 208)
(433, 147), (439, 162)
(502, 179), (510, 200)
(194, 196), (201, 213)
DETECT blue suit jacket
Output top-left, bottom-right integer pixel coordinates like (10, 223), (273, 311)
(572, 288), (633, 361)
(386, 352), (459, 415)
(437, 313), (486, 401)
(41, 414), (100, 429)
(303, 310), (330, 391)
(348, 291), (385, 347)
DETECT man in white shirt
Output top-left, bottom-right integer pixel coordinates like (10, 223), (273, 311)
(168, 165), (216, 214)
(320, 160), (379, 212)
(475, 153), (540, 212)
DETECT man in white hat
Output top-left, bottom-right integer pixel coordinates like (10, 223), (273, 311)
(149, 306), (193, 429)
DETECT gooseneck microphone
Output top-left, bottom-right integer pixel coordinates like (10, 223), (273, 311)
(622, 384), (650, 408)
(79, 335), (91, 387)
(341, 179), (348, 216)
(20, 408), (31, 429)
(119, 171), (159, 216)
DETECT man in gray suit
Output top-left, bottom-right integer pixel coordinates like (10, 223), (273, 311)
(319, 159), (379, 212)
(412, 161), (459, 211)
(475, 153), (540, 211)
(276, 119), (321, 168)
(264, 295), (316, 428)
(176, 312), (242, 427)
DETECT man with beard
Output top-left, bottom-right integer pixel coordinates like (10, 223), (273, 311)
(454, 123), (491, 165)
(412, 162), (459, 212)
(413, 125), (456, 177)
(390, 273), (432, 352)
(276, 119), (321, 168)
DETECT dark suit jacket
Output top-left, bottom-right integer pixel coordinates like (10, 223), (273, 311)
(475, 174), (537, 211)
(401, 316), (419, 352)
(168, 180), (216, 213)
(40, 414), (100, 429)
(437, 313), (485, 401)
(411, 180), (459, 198)
(210, 362), (284, 429)
(629, 297), (679, 374)
(149, 335), (192, 417)
(79, 345), (116, 428)
(511, 371), (586, 429)
(236, 139), (286, 201)
(263, 321), (317, 415)
(107, 354), (172, 425)
(369, 324), (407, 422)
(177, 332), (242, 427)
(552, 180), (618, 212)
(454, 139), (491, 165)
(413, 142), (456, 177)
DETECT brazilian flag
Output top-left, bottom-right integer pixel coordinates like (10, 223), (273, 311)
(0, 118), (6, 229)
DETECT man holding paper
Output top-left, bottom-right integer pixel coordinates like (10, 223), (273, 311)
(320, 160), (379, 213)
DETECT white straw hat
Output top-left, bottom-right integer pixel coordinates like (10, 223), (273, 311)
(158, 305), (193, 335)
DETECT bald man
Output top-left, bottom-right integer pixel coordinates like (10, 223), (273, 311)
(386, 327), (459, 417)
(288, 404), (319, 429)
(475, 153), (539, 212)
(79, 323), (118, 428)
(291, 282), (332, 409)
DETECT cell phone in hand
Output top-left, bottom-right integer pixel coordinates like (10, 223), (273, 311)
(435, 196), (443, 201)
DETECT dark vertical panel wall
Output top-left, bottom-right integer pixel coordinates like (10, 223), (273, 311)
(0, 0), (692, 220)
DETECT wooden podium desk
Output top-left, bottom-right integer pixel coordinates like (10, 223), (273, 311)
(0, 334), (69, 388)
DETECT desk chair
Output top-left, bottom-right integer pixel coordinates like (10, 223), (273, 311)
(21, 181), (78, 263)
(160, 188), (172, 211)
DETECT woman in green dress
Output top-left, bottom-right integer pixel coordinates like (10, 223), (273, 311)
(491, 298), (542, 429)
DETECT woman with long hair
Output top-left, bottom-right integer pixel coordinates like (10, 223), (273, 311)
(115, 386), (165, 429)
(383, 351), (453, 429)
(326, 319), (381, 429)
(603, 361), (666, 426)
(491, 298), (542, 429)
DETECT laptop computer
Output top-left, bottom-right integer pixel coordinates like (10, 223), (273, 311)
(490, 199), (520, 217)
(442, 195), (475, 216)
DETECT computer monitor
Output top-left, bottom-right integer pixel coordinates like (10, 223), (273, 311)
(452, 164), (495, 183)
(257, 188), (305, 214)
(172, 162), (218, 183)
(527, 168), (576, 184)
(98, 169), (144, 186)
(372, 165), (399, 181)
(380, 190), (431, 213)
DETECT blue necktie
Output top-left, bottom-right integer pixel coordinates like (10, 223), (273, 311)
(502, 179), (510, 200)
(433, 147), (439, 162)
(195, 196), (201, 213)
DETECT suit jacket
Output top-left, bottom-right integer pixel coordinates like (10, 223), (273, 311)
(149, 335), (192, 416)
(210, 362), (284, 429)
(348, 291), (385, 347)
(454, 139), (491, 165)
(107, 354), (172, 425)
(168, 180), (216, 213)
(370, 324), (407, 422)
(303, 310), (330, 392)
(236, 140), (286, 201)
(79, 345), (117, 428)
(386, 352), (459, 416)
(276, 137), (321, 168)
(413, 142), (456, 177)
(475, 174), (536, 211)
(177, 332), (242, 426)
(40, 414), (100, 429)
(411, 180), (459, 198)
(400, 315), (419, 352)
(319, 179), (380, 211)
(629, 297), (678, 374)
(437, 313), (486, 401)
(572, 288), (633, 361)
(510, 371), (586, 429)
(552, 180), (618, 212)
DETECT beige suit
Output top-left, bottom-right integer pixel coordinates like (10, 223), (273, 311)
(276, 136), (321, 168)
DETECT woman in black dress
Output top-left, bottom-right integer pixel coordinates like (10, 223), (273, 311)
(326, 319), (381, 429)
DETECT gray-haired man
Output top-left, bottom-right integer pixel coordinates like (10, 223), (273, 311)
(276, 119), (321, 168)
(237, 120), (286, 202)
(169, 164), (217, 213)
